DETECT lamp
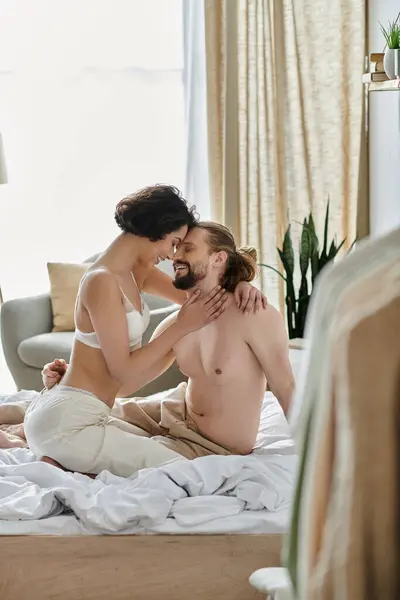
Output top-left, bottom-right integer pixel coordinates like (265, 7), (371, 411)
(0, 133), (8, 185)
(0, 133), (7, 304)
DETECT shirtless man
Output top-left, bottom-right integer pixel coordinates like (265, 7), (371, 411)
(40, 222), (294, 457)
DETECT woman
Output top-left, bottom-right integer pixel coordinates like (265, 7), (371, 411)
(23, 185), (266, 477)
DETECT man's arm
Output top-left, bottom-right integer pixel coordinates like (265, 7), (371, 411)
(116, 311), (179, 397)
(245, 306), (295, 416)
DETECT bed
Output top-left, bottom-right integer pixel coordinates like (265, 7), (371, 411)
(1, 534), (282, 600)
(0, 353), (302, 600)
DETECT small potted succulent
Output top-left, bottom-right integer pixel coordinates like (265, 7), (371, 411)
(380, 19), (400, 79)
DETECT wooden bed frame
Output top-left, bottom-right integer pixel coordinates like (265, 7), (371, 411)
(0, 533), (282, 599)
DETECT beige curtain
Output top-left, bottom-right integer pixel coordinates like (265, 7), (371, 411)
(204, 0), (367, 309)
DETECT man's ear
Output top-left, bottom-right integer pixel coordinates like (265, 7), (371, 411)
(211, 250), (228, 268)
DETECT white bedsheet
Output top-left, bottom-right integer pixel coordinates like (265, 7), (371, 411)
(0, 392), (297, 535)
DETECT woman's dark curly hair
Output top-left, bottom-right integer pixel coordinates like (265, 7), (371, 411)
(115, 184), (198, 242)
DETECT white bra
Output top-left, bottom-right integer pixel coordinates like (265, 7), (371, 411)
(75, 272), (150, 350)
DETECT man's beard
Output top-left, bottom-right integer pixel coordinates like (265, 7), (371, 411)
(173, 261), (206, 290)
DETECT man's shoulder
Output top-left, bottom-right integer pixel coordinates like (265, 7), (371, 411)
(243, 304), (285, 337)
(223, 297), (283, 328)
(246, 303), (283, 324)
(257, 304), (283, 321)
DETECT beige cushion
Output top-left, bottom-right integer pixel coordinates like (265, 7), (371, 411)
(47, 262), (90, 332)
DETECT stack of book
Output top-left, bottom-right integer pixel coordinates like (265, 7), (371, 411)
(362, 53), (389, 83)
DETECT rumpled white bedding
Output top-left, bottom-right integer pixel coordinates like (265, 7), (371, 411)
(0, 391), (297, 535)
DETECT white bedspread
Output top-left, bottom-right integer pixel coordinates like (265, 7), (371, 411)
(0, 391), (297, 535)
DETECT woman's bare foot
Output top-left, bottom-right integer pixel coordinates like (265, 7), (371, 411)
(4, 423), (26, 440)
(41, 456), (96, 479)
(0, 429), (27, 449)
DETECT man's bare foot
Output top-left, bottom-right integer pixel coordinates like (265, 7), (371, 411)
(0, 429), (27, 449)
(41, 456), (96, 479)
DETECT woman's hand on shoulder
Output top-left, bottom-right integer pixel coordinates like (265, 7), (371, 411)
(234, 281), (267, 314)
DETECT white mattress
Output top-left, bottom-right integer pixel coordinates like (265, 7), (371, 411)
(0, 391), (298, 536)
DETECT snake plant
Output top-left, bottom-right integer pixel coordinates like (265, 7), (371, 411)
(260, 202), (356, 339)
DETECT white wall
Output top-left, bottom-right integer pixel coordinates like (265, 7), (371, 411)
(368, 0), (400, 238)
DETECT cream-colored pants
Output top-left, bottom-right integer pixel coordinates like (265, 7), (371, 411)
(24, 385), (183, 478)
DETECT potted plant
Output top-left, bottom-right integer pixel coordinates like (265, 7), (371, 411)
(260, 202), (356, 339)
(380, 19), (400, 79)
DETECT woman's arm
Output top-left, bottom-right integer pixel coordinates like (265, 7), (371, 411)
(142, 267), (187, 305)
(116, 311), (178, 397)
(83, 271), (225, 386)
(143, 266), (268, 313)
(43, 314), (179, 397)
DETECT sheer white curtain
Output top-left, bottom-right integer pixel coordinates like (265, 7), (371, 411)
(182, 0), (211, 221)
(0, 0), (185, 299)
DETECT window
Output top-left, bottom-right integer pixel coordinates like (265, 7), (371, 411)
(0, 0), (184, 298)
